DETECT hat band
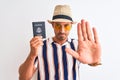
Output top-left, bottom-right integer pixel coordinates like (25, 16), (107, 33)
(52, 15), (73, 21)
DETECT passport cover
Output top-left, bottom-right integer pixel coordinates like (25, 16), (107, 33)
(32, 21), (46, 38)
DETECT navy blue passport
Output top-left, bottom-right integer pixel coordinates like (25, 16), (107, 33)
(32, 21), (46, 38)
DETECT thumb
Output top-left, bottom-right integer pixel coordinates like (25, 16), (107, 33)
(65, 48), (79, 59)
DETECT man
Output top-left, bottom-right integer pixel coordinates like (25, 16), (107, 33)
(19, 5), (101, 80)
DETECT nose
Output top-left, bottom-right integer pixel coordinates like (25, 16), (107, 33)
(60, 26), (65, 33)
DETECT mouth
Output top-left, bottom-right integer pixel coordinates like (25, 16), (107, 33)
(58, 33), (66, 35)
(57, 33), (66, 40)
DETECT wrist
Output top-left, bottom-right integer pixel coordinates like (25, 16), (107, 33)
(26, 52), (37, 63)
(88, 62), (102, 66)
(29, 51), (38, 58)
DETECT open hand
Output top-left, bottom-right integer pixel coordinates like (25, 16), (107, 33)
(65, 19), (101, 64)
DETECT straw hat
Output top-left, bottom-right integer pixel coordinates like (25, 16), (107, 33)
(48, 5), (76, 24)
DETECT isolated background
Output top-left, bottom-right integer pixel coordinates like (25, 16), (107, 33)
(0, 0), (120, 80)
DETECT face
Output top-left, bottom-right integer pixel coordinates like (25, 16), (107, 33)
(52, 22), (72, 41)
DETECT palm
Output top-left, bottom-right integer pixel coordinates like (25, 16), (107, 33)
(77, 39), (101, 63)
(66, 19), (101, 64)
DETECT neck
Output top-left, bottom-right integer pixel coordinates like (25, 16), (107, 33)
(53, 37), (67, 45)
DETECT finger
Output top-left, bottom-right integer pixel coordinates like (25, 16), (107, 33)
(34, 36), (43, 38)
(30, 36), (43, 43)
(86, 21), (93, 41)
(65, 48), (79, 59)
(34, 36), (43, 40)
(81, 19), (87, 40)
(30, 39), (42, 45)
(77, 23), (83, 41)
(30, 37), (43, 47)
(32, 41), (43, 47)
(92, 27), (99, 43)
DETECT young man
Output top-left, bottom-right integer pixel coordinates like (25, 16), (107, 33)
(19, 5), (101, 80)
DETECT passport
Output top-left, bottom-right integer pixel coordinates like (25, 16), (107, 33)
(32, 21), (46, 38)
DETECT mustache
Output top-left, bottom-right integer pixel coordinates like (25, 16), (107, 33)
(58, 33), (66, 35)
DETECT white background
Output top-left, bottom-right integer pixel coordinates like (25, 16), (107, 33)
(0, 0), (120, 80)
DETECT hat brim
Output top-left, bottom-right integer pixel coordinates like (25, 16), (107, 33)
(47, 19), (76, 24)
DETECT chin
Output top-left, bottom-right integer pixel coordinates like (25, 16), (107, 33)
(59, 37), (67, 41)
(56, 34), (68, 41)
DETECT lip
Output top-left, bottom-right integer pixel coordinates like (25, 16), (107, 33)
(59, 33), (66, 35)
(59, 34), (66, 36)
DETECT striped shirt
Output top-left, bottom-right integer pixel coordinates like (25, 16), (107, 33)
(35, 37), (80, 80)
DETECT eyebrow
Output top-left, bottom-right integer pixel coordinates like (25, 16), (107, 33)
(55, 23), (71, 25)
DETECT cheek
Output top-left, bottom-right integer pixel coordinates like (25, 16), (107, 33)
(53, 28), (58, 33)
(54, 30), (59, 36)
(66, 32), (70, 36)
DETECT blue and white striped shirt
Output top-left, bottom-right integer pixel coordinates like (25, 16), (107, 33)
(35, 37), (80, 80)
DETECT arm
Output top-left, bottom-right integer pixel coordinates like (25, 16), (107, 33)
(18, 36), (43, 80)
(19, 53), (37, 80)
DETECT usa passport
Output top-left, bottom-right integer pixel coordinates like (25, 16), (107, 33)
(32, 21), (46, 38)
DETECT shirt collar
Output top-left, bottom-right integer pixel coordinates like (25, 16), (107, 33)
(47, 37), (72, 44)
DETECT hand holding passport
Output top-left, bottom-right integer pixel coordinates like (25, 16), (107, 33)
(32, 21), (46, 38)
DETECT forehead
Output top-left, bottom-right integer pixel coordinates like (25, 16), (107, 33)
(53, 22), (72, 25)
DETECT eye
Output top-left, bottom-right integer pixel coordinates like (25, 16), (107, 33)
(64, 24), (71, 30)
(54, 23), (61, 30)
(65, 24), (69, 27)
(56, 24), (61, 28)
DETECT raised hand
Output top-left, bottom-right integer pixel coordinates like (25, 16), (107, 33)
(65, 19), (101, 65)
(30, 36), (43, 57)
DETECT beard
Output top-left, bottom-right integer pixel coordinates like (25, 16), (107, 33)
(56, 33), (67, 41)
